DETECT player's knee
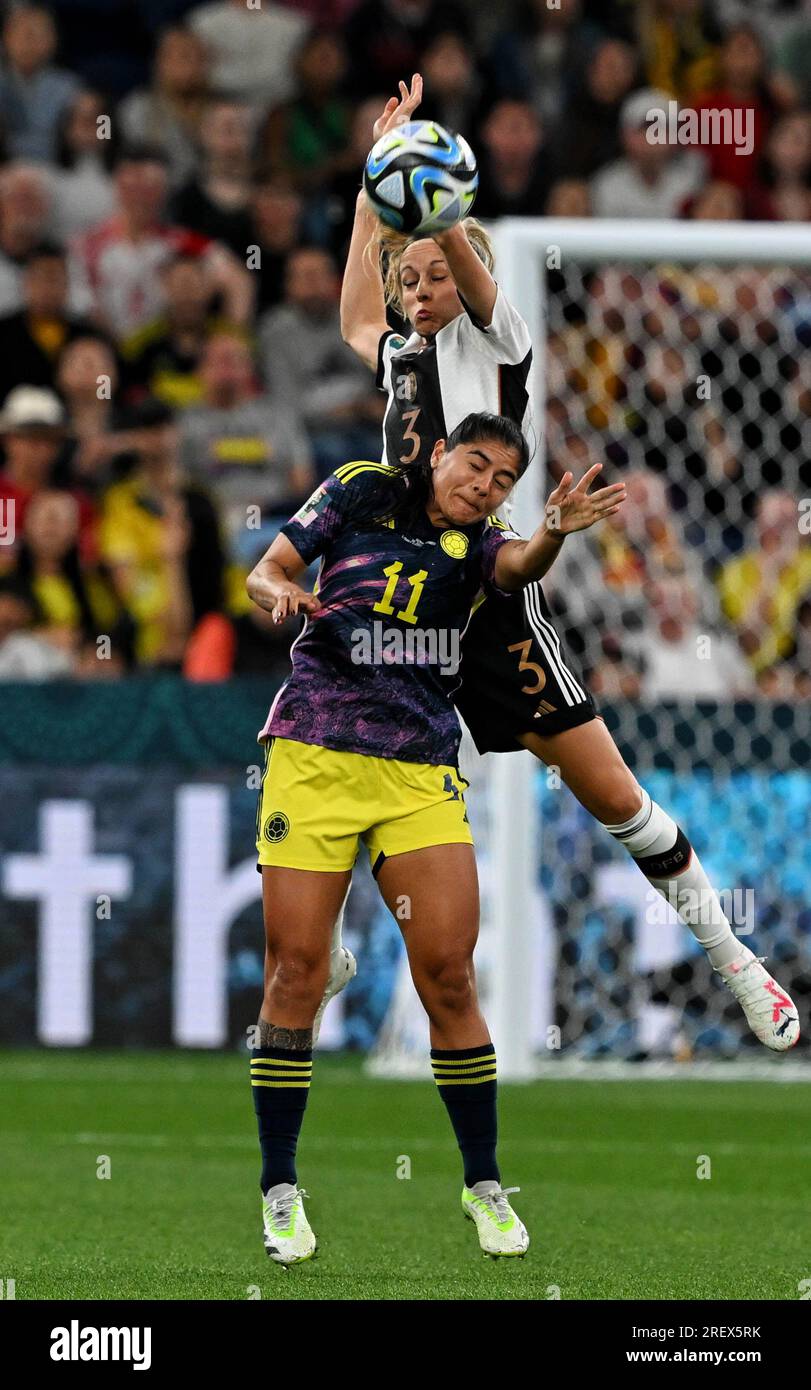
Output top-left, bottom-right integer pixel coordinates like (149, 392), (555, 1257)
(420, 954), (476, 1019)
(267, 950), (328, 1007)
(592, 771), (643, 826)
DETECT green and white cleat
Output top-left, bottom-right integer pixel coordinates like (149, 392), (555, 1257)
(262, 1183), (316, 1265)
(462, 1181), (529, 1258)
(312, 946), (357, 1046)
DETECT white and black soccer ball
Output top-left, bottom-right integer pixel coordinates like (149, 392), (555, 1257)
(363, 120), (478, 236)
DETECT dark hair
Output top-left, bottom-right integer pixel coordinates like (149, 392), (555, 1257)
(113, 142), (170, 171)
(757, 110), (811, 191)
(23, 240), (67, 268)
(55, 89), (119, 171)
(120, 396), (175, 430)
(446, 412), (530, 469)
(285, 243), (336, 270)
(0, 572), (40, 618)
(351, 411), (531, 531)
(14, 536), (97, 640)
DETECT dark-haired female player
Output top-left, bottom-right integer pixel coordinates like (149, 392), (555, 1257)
(247, 412), (626, 1264)
(332, 73), (799, 1057)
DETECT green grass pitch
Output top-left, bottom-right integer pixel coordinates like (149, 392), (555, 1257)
(2, 1049), (808, 1301)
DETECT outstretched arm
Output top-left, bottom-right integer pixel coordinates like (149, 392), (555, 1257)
(340, 191), (389, 370)
(494, 465), (626, 591)
(433, 220), (498, 327)
(340, 74), (423, 369)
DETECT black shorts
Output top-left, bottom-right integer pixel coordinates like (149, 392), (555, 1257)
(453, 581), (597, 755)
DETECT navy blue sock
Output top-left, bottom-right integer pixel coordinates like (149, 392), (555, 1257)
(431, 1044), (499, 1188)
(250, 1046), (313, 1192)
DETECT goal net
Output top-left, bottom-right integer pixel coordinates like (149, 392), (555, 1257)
(366, 218), (811, 1078)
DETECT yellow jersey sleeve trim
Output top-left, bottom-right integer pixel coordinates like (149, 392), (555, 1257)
(334, 460), (398, 484)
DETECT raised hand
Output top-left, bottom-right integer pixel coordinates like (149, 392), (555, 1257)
(544, 463), (627, 536)
(372, 73), (423, 143)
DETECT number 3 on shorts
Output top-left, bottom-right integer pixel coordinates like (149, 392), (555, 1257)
(399, 407), (421, 464)
(507, 638), (546, 695)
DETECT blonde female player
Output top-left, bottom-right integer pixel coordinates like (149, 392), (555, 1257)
(247, 412), (626, 1264)
(324, 72), (800, 1058)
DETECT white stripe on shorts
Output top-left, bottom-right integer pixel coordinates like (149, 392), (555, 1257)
(523, 582), (588, 706)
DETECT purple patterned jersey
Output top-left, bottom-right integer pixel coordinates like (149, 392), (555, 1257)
(259, 462), (520, 764)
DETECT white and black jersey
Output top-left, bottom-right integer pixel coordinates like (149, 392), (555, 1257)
(375, 286), (595, 754)
(376, 285), (533, 467)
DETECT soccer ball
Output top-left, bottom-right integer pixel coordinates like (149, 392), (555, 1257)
(363, 120), (478, 236)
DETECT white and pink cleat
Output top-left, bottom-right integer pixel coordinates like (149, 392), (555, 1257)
(717, 947), (800, 1051)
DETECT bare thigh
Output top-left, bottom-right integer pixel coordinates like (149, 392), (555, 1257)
(260, 865), (352, 1030)
(376, 842), (489, 1049)
(520, 718), (643, 825)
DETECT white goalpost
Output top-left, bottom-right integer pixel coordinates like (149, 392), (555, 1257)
(368, 216), (811, 1082)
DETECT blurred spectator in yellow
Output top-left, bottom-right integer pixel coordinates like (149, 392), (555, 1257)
(10, 487), (124, 663)
(474, 99), (552, 218)
(0, 385), (96, 572)
(259, 245), (383, 480)
(120, 252), (233, 411)
(591, 88), (705, 217)
(0, 4), (80, 162)
(0, 242), (101, 404)
(0, 573), (74, 677)
(98, 399), (225, 667)
(118, 27), (211, 191)
(179, 331), (314, 545)
(255, 29), (352, 196)
(636, 0), (721, 100)
(47, 90), (117, 241)
(170, 97), (255, 257)
(747, 109), (811, 220)
(688, 23), (774, 194)
(792, 596), (811, 690)
(70, 144), (254, 342)
(0, 163), (55, 316)
(717, 490), (811, 675)
(189, 0), (310, 112)
(550, 38), (638, 181)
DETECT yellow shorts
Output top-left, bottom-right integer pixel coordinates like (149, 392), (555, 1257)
(255, 736), (473, 873)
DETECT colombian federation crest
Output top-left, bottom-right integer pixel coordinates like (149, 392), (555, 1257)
(263, 812), (290, 843)
(440, 529), (469, 559)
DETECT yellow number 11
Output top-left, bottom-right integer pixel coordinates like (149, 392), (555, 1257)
(373, 561), (428, 625)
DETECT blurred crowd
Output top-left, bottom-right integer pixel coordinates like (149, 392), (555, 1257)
(0, 0), (808, 696)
